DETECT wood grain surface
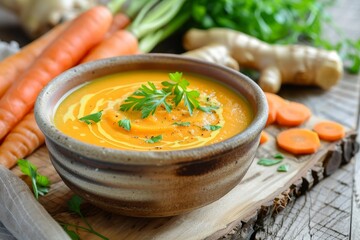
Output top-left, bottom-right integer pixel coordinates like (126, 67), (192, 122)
(0, 0), (359, 239)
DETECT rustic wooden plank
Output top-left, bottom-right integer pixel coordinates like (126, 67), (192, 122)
(255, 162), (353, 240)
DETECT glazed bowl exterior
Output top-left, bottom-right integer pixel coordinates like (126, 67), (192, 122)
(35, 54), (267, 217)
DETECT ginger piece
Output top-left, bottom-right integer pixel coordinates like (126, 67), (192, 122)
(183, 28), (343, 93)
(0, 0), (98, 38)
(182, 44), (239, 70)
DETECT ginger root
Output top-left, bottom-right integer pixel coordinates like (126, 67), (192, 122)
(183, 28), (343, 93)
(182, 44), (239, 70)
(0, 0), (99, 38)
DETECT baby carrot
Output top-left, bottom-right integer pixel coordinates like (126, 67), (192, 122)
(0, 23), (67, 98)
(104, 13), (131, 39)
(0, 111), (45, 168)
(0, 6), (112, 140)
(81, 30), (138, 63)
(313, 121), (345, 141)
(277, 128), (321, 155)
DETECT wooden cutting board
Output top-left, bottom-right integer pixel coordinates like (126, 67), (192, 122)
(11, 116), (358, 240)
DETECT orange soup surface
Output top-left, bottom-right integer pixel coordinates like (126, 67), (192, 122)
(54, 70), (253, 151)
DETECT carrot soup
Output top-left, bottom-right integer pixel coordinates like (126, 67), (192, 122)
(54, 70), (253, 151)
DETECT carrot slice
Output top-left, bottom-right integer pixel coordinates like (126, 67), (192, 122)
(313, 121), (345, 141)
(260, 131), (269, 144)
(264, 92), (288, 126)
(277, 128), (321, 154)
(276, 102), (311, 126)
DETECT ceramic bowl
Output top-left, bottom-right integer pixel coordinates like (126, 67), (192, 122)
(35, 54), (267, 217)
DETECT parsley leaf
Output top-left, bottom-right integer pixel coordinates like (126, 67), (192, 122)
(79, 111), (103, 124)
(273, 153), (285, 159)
(202, 125), (222, 131)
(120, 72), (201, 118)
(61, 195), (108, 240)
(17, 159), (50, 199)
(120, 82), (172, 118)
(277, 164), (290, 172)
(146, 135), (162, 143)
(173, 121), (191, 126)
(162, 72), (200, 115)
(257, 158), (282, 166)
(198, 105), (219, 113)
(118, 119), (131, 131)
(68, 195), (83, 215)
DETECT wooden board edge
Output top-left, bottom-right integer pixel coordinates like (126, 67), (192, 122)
(210, 131), (358, 240)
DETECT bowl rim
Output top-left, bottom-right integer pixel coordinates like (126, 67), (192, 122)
(35, 53), (268, 165)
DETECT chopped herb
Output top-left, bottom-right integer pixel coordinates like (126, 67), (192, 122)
(17, 159), (50, 199)
(273, 153), (285, 159)
(162, 72), (200, 115)
(60, 195), (108, 240)
(257, 158), (282, 166)
(173, 121), (191, 126)
(277, 164), (290, 172)
(120, 82), (172, 118)
(202, 125), (222, 131)
(79, 111), (103, 124)
(120, 72), (200, 118)
(118, 119), (131, 131)
(146, 135), (163, 143)
(197, 105), (219, 113)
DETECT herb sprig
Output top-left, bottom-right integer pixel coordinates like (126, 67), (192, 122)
(79, 111), (103, 124)
(17, 159), (50, 199)
(120, 72), (201, 118)
(60, 195), (108, 240)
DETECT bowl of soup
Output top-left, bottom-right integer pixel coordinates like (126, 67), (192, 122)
(35, 54), (267, 217)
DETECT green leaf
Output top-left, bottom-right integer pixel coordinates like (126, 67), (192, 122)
(273, 153), (285, 159)
(118, 119), (131, 131)
(68, 195), (83, 215)
(146, 135), (162, 143)
(257, 158), (282, 166)
(197, 105), (219, 113)
(79, 111), (103, 124)
(277, 164), (290, 172)
(202, 125), (222, 131)
(120, 72), (200, 117)
(172, 121), (191, 126)
(17, 159), (50, 200)
(62, 226), (80, 240)
(36, 174), (50, 187)
(17, 159), (36, 176)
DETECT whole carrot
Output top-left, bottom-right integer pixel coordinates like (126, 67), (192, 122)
(104, 13), (131, 39)
(0, 23), (67, 98)
(0, 111), (44, 169)
(81, 30), (138, 63)
(0, 6), (112, 140)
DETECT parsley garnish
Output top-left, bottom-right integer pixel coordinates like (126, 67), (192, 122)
(146, 135), (162, 143)
(273, 153), (285, 159)
(17, 159), (50, 199)
(277, 164), (290, 172)
(60, 195), (108, 240)
(202, 125), (222, 131)
(118, 119), (131, 131)
(257, 158), (282, 166)
(79, 111), (103, 124)
(120, 72), (200, 118)
(197, 105), (219, 113)
(172, 121), (190, 126)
